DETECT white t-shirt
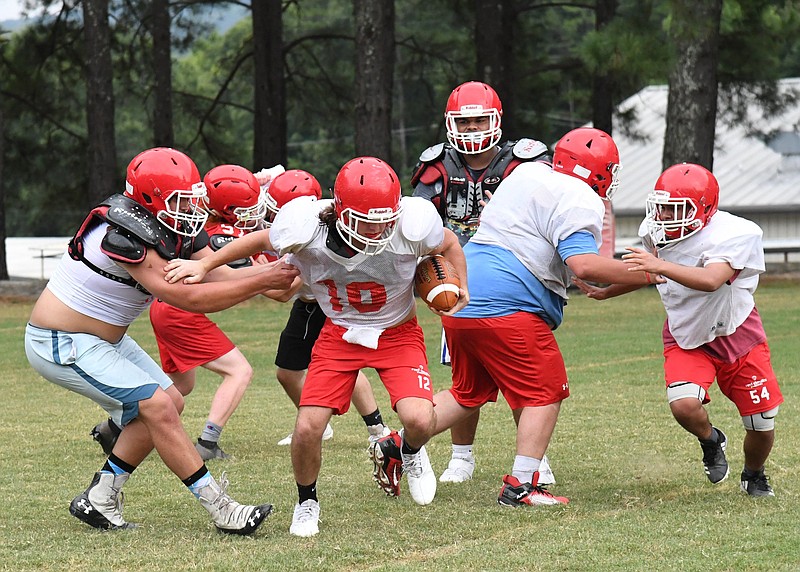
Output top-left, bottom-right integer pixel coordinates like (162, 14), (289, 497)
(639, 211), (765, 349)
(471, 161), (605, 298)
(269, 196), (444, 332)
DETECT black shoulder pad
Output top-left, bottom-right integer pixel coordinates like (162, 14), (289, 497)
(101, 228), (146, 264)
(104, 194), (173, 249)
(209, 234), (252, 268)
(418, 143), (446, 163)
(512, 138), (549, 160)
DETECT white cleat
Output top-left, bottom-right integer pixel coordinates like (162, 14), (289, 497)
(439, 456), (475, 483)
(402, 445), (437, 505)
(290, 499), (320, 537)
(278, 423), (334, 446)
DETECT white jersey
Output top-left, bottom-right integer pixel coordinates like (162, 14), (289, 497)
(270, 195), (444, 338)
(471, 161), (605, 298)
(639, 211), (764, 349)
(47, 223), (154, 326)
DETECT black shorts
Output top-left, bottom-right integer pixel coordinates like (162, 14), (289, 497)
(274, 299), (326, 371)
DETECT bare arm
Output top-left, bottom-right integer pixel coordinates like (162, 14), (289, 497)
(565, 252), (654, 285)
(429, 228), (470, 315)
(164, 229), (274, 284)
(123, 247), (299, 314)
(622, 247), (735, 292)
(572, 277), (646, 300)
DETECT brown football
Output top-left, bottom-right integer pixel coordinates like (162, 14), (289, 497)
(414, 255), (460, 312)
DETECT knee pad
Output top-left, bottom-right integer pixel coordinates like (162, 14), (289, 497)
(742, 406), (779, 431)
(666, 381), (706, 404)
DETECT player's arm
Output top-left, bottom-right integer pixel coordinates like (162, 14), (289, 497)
(164, 229), (274, 284)
(123, 247), (299, 314)
(430, 228), (470, 314)
(622, 247), (735, 292)
(572, 277), (645, 300)
(565, 253), (654, 285)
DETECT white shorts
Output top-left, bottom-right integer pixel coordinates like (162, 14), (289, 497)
(25, 323), (173, 427)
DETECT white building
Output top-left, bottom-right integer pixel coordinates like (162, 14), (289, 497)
(610, 78), (800, 263)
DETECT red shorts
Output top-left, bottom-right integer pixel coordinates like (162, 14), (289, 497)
(663, 341), (783, 417)
(149, 300), (235, 374)
(442, 312), (569, 410)
(301, 317), (432, 414)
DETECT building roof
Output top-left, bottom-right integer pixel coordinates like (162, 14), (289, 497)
(610, 78), (800, 216)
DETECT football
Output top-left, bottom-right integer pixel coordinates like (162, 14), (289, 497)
(414, 255), (460, 312)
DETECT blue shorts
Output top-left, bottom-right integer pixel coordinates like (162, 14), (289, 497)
(25, 323), (173, 426)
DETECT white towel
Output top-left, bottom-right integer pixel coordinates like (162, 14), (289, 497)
(342, 327), (384, 349)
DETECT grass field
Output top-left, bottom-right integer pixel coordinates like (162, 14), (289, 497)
(1, 281), (799, 571)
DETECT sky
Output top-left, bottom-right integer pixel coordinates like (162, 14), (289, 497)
(0, 0), (23, 21)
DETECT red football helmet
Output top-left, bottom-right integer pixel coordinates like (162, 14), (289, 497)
(552, 127), (621, 200)
(124, 147), (208, 237)
(264, 169), (323, 226)
(333, 157), (402, 255)
(202, 164), (265, 230)
(645, 163), (719, 244)
(444, 81), (503, 154)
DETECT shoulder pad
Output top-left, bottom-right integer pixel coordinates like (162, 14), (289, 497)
(419, 143), (446, 163)
(209, 234), (252, 268)
(512, 138), (549, 160)
(104, 194), (173, 249)
(399, 197), (441, 242)
(101, 228), (146, 264)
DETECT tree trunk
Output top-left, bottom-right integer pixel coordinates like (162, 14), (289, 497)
(0, 95), (8, 280)
(591, 0), (617, 136)
(662, 0), (722, 171)
(148, 0), (174, 147)
(353, 0), (395, 161)
(252, 0), (287, 170)
(475, 0), (517, 139)
(83, 0), (117, 207)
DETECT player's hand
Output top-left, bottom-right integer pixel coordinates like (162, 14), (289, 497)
(478, 189), (493, 209)
(622, 247), (665, 277)
(164, 258), (208, 284)
(435, 287), (470, 317)
(572, 277), (608, 300)
(254, 164), (286, 189)
(257, 257), (300, 290)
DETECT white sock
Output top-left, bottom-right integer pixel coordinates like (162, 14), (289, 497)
(452, 444), (473, 460)
(512, 455), (541, 484)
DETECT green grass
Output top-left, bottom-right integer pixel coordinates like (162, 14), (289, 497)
(2, 281), (800, 571)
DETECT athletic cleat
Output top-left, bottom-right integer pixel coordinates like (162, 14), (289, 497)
(497, 473), (569, 507)
(699, 427), (729, 484)
(367, 424), (391, 446)
(538, 455), (556, 486)
(439, 456), (475, 483)
(69, 471), (137, 530)
(289, 499), (321, 537)
(370, 430), (404, 497)
(194, 472), (273, 535)
(402, 444), (437, 505)
(740, 469), (775, 497)
(278, 423), (334, 446)
(196, 439), (231, 461)
(90, 418), (121, 455)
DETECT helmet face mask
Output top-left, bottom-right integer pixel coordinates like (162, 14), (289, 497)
(202, 165), (265, 230)
(645, 163), (719, 245)
(264, 169), (322, 227)
(124, 147), (208, 237)
(444, 82), (503, 154)
(552, 128), (621, 200)
(333, 157), (402, 255)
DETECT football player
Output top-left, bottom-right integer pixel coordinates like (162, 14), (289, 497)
(377, 127), (655, 508)
(262, 169), (392, 448)
(411, 80), (556, 485)
(574, 163), (782, 497)
(163, 156), (469, 536)
(24, 147), (299, 534)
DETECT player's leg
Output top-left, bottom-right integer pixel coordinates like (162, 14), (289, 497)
(289, 405), (333, 537)
(352, 370), (391, 444)
(194, 347), (254, 460)
(664, 346), (728, 485)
